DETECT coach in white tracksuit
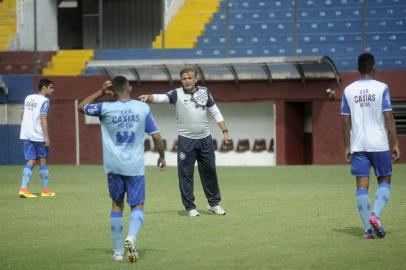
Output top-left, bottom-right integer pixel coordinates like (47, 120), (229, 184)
(139, 67), (232, 217)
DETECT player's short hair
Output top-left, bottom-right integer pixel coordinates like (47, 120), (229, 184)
(112, 76), (129, 92)
(179, 66), (197, 78)
(38, 78), (53, 91)
(358, 53), (375, 74)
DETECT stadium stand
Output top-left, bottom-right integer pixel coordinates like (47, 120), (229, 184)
(144, 139), (151, 152)
(0, 0), (16, 51)
(219, 139), (233, 152)
(212, 139), (218, 151)
(195, 0), (406, 71)
(269, 138), (274, 153)
(83, 0), (406, 73)
(153, 0), (221, 48)
(252, 139), (266, 152)
(236, 139), (250, 153)
(43, 50), (94, 76)
(171, 139), (178, 152)
(0, 51), (55, 74)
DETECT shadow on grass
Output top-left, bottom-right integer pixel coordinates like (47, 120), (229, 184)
(84, 247), (164, 260)
(333, 226), (362, 238)
(146, 210), (180, 215)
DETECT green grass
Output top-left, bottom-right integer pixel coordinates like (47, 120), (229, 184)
(0, 165), (406, 270)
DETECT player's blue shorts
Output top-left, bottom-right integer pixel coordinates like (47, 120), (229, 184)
(351, 151), (392, 178)
(23, 140), (48, 161)
(107, 173), (145, 207)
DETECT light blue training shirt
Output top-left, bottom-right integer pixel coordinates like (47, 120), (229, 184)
(84, 99), (158, 176)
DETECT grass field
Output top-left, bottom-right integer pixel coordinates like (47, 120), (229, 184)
(0, 165), (406, 270)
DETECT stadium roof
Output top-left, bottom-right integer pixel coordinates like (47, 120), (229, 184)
(86, 56), (340, 85)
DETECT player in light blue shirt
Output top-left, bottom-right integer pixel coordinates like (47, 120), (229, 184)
(341, 53), (400, 239)
(78, 76), (166, 263)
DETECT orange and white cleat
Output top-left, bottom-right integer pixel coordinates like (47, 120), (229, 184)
(19, 188), (37, 198)
(41, 189), (56, 197)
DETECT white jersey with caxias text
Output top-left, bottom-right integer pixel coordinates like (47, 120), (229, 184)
(340, 79), (392, 152)
(20, 93), (50, 142)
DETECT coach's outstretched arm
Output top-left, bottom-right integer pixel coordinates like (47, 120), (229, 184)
(138, 94), (170, 104)
(78, 81), (114, 112)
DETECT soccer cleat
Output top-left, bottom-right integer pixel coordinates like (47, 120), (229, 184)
(41, 189), (56, 197)
(363, 229), (377, 240)
(112, 253), (124, 261)
(124, 236), (139, 263)
(19, 188), (37, 198)
(187, 209), (200, 217)
(369, 214), (385, 238)
(207, 205), (226, 215)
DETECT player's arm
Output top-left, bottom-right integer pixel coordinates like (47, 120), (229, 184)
(40, 115), (50, 146)
(207, 104), (232, 145)
(151, 132), (166, 170)
(340, 93), (351, 162)
(341, 115), (351, 163)
(77, 81), (113, 113)
(145, 110), (166, 170)
(39, 100), (51, 146)
(383, 111), (400, 161)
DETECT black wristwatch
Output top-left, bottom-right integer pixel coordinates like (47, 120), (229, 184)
(222, 129), (229, 133)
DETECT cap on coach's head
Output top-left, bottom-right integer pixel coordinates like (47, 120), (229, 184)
(111, 75), (130, 93)
(358, 53), (375, 75)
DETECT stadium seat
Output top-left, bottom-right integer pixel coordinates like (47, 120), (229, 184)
(171, 139), (178, 152)
(212, 138), (218, 151)
(236, 139), (250, 152)
(144, 139), (151, 152)
(252, 139), (267, 152)
(269, 138), (274, 152)
(219, 139), (234, 152)
(153, 139), (167, 152)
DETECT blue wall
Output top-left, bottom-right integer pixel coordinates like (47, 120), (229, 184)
(0, 125), (24, 164)
(0, 75), (33, 164)
(2, 75), (34, 103)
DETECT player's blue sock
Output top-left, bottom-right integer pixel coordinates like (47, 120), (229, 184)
(128, 208), (144, 242)
(356, 189), (372, 232)
(20, 164), (34, 189)
(110, 211), (124, 254)
(39, 164), (49, 189)
(373, 183), (391, 218)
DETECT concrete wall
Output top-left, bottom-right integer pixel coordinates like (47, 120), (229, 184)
(10, 0), (58, 51)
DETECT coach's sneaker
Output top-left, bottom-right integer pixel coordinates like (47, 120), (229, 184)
(363, 229), (377, 240)
(188, 209), (200, 217)
(112, 253), (124, 261)
(41, 189), (56, 197)
(207, 205), (226, 215)
(19, 188), (37, 198)
(124, 236), (139, 263)
(369, 214), (385, 238)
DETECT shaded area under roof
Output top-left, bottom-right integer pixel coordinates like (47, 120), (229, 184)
(86, 56), (340, 85)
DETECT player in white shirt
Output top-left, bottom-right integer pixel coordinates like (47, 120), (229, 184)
(18, 79), (56, 198)
(139, 67), (232, 217)
(78, 76), (166, 263)
(341, 53), (400, 239)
